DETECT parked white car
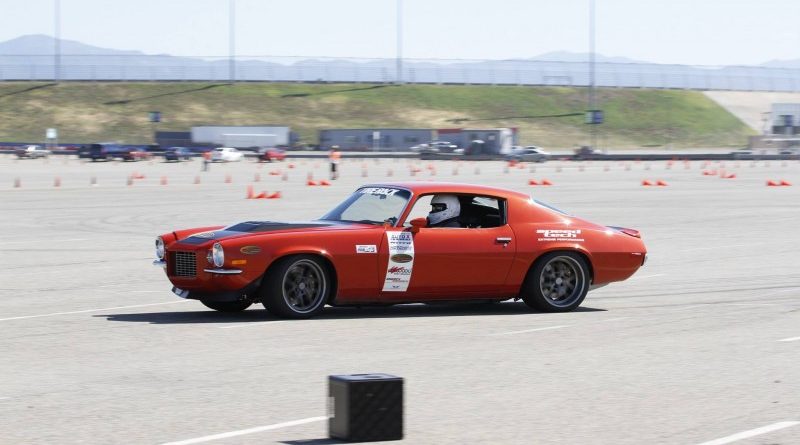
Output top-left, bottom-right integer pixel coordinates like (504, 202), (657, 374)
(508, 145), (550, 162)
(210, 147), (244, 162)
(16, 145), (51, 159)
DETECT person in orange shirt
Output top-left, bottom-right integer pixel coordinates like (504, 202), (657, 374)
(202, 150), (211, 171)
(329, 146), (341, 180)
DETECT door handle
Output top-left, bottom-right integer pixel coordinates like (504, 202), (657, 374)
(495, 237), (512, 244)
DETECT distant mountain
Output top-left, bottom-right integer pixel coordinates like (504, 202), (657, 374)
(0, 34), (142, 56)
(528, 51), (648, 64)
(760, 58), (800, 69)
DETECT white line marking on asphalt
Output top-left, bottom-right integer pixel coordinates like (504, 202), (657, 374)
(0, 301), (189, 322)
(630, 273), (666, 280)
(695, 421), (799, 445)
(0, 238), (88, 246)
(160, 416), (327, 445)
(778, 336), (800, 342)
(130, 290), (165, 293)
(597, 317), (630, 322)
(489, 325), (570, 336)
(680, 243), (763, 252)
(0, 397), (10, 401)
(725, 302), (780, 306)
(218, 320), (291, 329)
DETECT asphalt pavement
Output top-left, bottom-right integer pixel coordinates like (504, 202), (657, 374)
(0, 155), (798, 444)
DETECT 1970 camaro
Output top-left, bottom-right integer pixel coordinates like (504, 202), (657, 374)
(153, 182), (647, 318)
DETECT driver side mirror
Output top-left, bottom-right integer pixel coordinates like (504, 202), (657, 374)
(409, 217), (427, 233)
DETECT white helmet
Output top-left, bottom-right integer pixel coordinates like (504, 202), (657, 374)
(428, 195), (460, 225)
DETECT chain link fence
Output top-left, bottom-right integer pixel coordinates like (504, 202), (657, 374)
(1, 55), (799, 91)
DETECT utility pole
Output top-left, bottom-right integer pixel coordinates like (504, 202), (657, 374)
(588, 0), (597, 150)
(396, 0), (403, 84)
(229, 0), (236, 82)
(54, 0), (61, 82)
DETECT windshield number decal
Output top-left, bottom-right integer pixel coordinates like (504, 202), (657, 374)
(359, 187), (400, 197)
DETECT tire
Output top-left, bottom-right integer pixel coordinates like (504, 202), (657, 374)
(261, 255), (330, 318)
(201, 299), (253, 312)
(521, 252), (590, 312)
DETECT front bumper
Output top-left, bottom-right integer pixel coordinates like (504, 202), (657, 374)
(171, 277), (262, 302)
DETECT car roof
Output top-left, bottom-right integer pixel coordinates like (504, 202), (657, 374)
(359, 181), (530, 199)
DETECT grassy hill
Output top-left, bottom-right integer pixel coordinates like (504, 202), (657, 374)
(0, 82), (753, 148)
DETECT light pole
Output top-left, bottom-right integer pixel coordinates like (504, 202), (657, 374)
(229, 0), (236, 82)
(396, 0), (403, 84)
(54, 0), (61, 82)
(588, 0), (597, 150)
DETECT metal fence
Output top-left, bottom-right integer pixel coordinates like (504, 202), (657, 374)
(1, 55), (799, 92)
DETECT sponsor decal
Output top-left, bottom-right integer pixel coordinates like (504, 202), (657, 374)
(382, 231), (415, 292)
(359, 187), (400, 197)
(240, 245), (262, 255)
(356, 244), (377, 254)
(193, 231), (216, 239)
(536, 229), (584, 242)
(390, 253), (413, 263)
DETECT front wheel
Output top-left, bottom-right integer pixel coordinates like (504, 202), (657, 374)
(261, 255), (330, 318)
(201, 299), (253, 312)
(521, 252), (590, 312)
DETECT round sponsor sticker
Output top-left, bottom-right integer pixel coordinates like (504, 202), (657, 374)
(390, 253), (413, 263)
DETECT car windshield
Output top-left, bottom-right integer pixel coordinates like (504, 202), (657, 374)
(319, 187), (411, 225)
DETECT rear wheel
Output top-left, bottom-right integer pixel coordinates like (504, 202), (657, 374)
(201, 299), (253, 312)
(261, 255), (330, 318)
(521, 252), (590, 312)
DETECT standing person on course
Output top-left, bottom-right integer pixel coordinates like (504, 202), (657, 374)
(329, 146), (341, 180)
(202, 150), (211, 171)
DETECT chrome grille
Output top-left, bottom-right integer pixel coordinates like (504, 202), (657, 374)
(173, 251), (197, 277)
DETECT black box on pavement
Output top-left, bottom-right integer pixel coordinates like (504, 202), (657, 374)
(328, 373), (403, 442)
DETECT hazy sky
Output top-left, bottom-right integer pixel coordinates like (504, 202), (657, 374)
(1, 0), (798, 65)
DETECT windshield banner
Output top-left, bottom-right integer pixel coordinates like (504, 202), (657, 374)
(382, 231), (415, 292)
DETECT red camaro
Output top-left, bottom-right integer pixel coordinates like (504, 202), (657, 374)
(153, 182), (647, 318)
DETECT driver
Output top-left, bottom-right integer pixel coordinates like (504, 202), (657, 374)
(427, 195), (461, 228)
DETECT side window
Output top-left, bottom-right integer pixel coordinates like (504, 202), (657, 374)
(403, 194), (506, 228)
(460, 196), (505, 228)
(403, 195), (433, 227)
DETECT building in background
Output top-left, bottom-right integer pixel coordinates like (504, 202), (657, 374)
(437, 128), (518, 155)
(319, 128), (435, 151)
(771, 104), (800, 135)
(191, 126), (294, 148)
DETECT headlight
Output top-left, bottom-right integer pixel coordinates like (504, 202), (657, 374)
(212, 243), (224, 268)
(155, 237), (165, 259)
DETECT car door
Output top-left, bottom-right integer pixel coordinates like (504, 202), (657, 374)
(377, 193), (517, 300)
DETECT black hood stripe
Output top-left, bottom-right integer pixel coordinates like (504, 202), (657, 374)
(180, 221), (335, 244)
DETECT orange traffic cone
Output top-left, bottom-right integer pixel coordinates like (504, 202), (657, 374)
(780, 179), (792, 186)
(641, 180), (653, 186)
(541, 179), (553, 186)
(246, 185), (255, 199)
(766, 180), (779, 186)
(528, 179), (539, 186)
(307, 180), (317, 186)
(267, 191), (282, 199)
(319, 180), (331, 186)
(656, 180), (668, 186)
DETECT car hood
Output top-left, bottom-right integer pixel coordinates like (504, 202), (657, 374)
(177, 220), (370, 245)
